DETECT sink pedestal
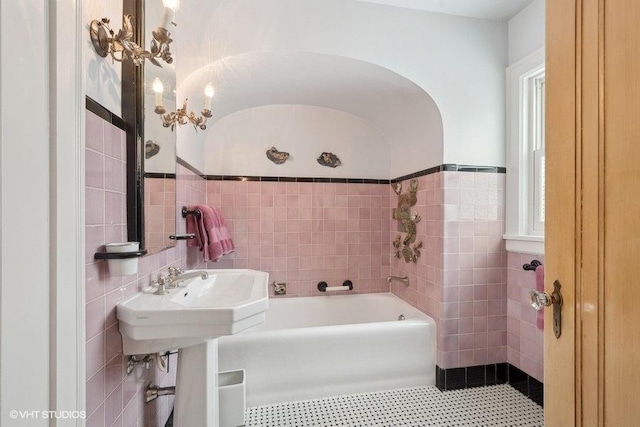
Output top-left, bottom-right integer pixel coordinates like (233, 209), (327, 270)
(174, 339), (219, 426)
(116, 270), (270, 425)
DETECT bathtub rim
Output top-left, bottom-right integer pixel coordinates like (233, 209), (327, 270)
(221, 291), (437, 336)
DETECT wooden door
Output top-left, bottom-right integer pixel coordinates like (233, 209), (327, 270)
(601, 0), (640, 423)
(546, 0), (640, 425)
(545, 0), (577, 424)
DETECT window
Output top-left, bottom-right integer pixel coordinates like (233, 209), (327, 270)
(505, 48), (545, 254)
(530, 71), (545, 234)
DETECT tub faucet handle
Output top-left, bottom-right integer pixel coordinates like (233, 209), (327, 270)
(273, 281), (286, 295)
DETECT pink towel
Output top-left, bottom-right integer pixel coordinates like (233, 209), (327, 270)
(186, 208), (207, 251)
(535, 265), (545, 330)
(186, 205), (234, 262)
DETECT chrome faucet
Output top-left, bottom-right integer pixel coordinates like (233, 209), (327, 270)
(166, 267), (209, 287)
(387, 275), (410, 286)
(151, 268), (209, 295)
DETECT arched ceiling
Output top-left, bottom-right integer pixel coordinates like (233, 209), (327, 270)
(172, 0), (531, 172)
(179, 51), (441, 134)
(179, 51), (444, 177)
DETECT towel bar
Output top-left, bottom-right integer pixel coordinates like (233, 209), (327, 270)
(170, 234), (196, 240)
(317, 280), (353, 292)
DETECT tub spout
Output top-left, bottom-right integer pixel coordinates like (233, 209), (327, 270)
(387, 276), (409, 286)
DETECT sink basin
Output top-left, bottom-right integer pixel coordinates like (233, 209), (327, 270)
(117, 269), (269, 355)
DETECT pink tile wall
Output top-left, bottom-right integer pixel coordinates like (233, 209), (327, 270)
(390, 171), (507, 370)
(85, 110), (206, 427)
(204, 180), (391, 296)
(175, 163), (207, 237)
(176, 165), (529, 379)
(440, 171), (507, 369)
(144, 178), (176, 253)
(507, 252), (544, 381)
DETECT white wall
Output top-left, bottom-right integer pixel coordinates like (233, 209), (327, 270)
(205, 105), (391, 179)
(176, 119), (207, 173)
(83, 0), (123, 116)
(1, 2), (51, 424)
(178, 0), (508, 172)
(82, 0), (512, 177)
(81, 0), (516, 177)
(508, 0), (545, 65)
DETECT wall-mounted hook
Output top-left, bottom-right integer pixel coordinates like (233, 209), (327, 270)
(523, 260), (542, 271)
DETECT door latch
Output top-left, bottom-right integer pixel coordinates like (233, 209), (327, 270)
(529, 280), (563, 338)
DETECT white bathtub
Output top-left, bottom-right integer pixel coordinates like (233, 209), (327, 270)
(218, 293), (436, 407)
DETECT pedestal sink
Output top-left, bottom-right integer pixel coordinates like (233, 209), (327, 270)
(117, 269), (269, 427)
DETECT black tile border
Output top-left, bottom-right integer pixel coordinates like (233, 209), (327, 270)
(452, 165), (507, 174)
(202, 174), (392, 184)
(390, 164), (506, 183)
(391, 165), (444, 183)
(435, 363), (507, 391)
(144, 172), (176, 179)
(197, 164), (506, 185)
(85, 96), (126, 131)
(435, 363), (543, 407)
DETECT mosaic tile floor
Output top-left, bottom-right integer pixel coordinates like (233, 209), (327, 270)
(244, 384), (543, 427)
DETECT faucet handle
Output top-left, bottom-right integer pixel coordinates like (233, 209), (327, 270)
(153, 276), (171, 295)
(168, 266), (184, 276)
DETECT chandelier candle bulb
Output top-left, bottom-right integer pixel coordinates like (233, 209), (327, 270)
(162, 0), (180, 12)
(152, 78), (164, 110)
(204, 83), (214, 111)
(160, 0), (179, 29)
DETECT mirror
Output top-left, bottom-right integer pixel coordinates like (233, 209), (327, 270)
(122, 0), (177, 255)
(142, 0), (177, 254)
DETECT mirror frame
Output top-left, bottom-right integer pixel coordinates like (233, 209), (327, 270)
(122, 0), (178, 253)
(122, 0), (145, 248)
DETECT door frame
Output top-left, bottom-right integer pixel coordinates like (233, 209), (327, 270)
(50, 0), (86, 424)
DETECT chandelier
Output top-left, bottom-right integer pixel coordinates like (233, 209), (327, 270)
(152, 79), (215, 132)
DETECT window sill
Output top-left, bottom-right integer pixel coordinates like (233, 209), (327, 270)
(503, 235), (544, 255)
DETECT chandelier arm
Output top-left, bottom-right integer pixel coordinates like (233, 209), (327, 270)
(154, 99), (213, 133)
(89, 15), (173, 67)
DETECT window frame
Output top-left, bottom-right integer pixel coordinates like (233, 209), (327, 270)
(504, 48), (545, 255)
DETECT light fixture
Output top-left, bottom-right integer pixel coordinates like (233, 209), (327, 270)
(89, 13), (173, 67)
(153, 79), (215, 131)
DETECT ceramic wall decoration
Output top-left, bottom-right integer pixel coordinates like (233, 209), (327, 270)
(317, 152), (342, 168)
(145, 140), (161, 159)
(392, 178), (422, 263)
(266, 146), (290, 164)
